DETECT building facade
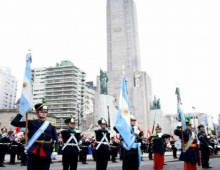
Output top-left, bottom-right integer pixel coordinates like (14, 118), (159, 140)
(0, 109), (55, 132)
(32, 60), (90, 130)
(0, 67), (17, 109)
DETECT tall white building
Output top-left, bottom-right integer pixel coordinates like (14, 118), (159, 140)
(32, 60), (90, 130)
(0, 67), (17, 109)
(32, 67), (46, 107)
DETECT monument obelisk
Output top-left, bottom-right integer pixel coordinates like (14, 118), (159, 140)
(106, 0), (153, 131)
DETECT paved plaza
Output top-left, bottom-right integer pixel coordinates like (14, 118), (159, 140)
(3, 152), (220, 170)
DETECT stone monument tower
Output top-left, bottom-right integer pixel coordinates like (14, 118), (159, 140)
(106, 0), (153, 131)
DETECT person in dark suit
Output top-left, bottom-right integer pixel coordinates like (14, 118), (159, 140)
(81, 135), (90, 164)
(148, 124), (170, 170)
(170, 135), (178, 159)
(174, 117), (200, 170)
(197, 124), (213, 169)
(110, 136), (119, 163)
(61, 117), (81, 170)
(0, 133), (10, 167)
(95, 118), (110, 170)
(11, 102), (59, 170)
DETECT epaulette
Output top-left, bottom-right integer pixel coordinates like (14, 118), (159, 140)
(151, 134), (157, 137)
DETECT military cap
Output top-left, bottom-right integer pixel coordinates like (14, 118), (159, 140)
(185, 116), (192, 125)
(98, 118), (107, 125)
(34, 103), (48, 112)
(155, 124), (162, 130)
(130, 115), (137, 121)
(197, 124), (204, 129)
(65, 116), (75, 124)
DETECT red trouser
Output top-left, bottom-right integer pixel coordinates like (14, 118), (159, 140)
(184, 162), (197, 170)
(153, 153), (164, 170)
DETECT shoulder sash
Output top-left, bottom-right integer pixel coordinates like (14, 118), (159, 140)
(24, 120), (50, 151)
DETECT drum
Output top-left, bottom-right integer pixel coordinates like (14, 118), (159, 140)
(174, 140), (182, 149)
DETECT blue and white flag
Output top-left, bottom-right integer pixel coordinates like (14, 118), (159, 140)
(175, 87), (186, 130)
(115, 77), (142, 167)
(115, 77), (133, 147)
(19, 53), (32, 116)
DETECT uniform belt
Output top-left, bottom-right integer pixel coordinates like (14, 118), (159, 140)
(183, 143), (197, 148)
(35, 140), (52, 144)
(11, 145), (18, 147)
(97, 142), (109, 145)
(0, 143), (10, 145)
(110, 146), (117, 148)
(64, 143), (78, 146)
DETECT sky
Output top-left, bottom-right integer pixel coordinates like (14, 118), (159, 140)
(0, 0), (220, 123)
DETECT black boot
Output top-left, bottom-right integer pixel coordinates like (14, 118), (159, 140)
(0, 163), (5, 167)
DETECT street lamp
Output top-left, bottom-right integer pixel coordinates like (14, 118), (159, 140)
(77, 103), (80, 129)
(107, 106), (110, 128)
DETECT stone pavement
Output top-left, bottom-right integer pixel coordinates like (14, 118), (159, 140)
(4, 151), (219, 164)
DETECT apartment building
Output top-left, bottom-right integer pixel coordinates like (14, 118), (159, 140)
(0, 67), (17, 109)
(32, 60), (90, 129)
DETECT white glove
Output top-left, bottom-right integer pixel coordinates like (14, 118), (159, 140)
(208, 145), (213, 149)
(51, 152), (57, 159)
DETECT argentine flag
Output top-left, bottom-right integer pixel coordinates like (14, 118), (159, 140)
(175, 87), (186, 130)
(115, 77), (142, 167)
(115, 77), (133, 148)
(19, 53), (32, 116)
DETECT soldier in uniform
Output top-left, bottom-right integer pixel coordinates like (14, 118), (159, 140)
(170, 135), (178, 159)
(0, 133), (10, 167)
(9, 136), (20, 165)
(61, 117), (81, 170)
(114, 115), (140, 170)
(174, 116), (200, 170)
(147, 136), (154, 160)
(197, 124), (213, 169)
(81, 135), (90, 164)
(11, 102), (59, 170)
(110, 136), (119, 163)
(148, 124), (170, 170)
(95, 118), (110, 170)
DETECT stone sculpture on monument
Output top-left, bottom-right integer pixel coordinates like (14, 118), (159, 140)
(100, 69), (108, 95)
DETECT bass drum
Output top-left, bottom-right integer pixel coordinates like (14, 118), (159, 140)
(174, 140), (182, 150)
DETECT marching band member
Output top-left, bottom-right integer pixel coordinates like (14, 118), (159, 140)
(0, 133), (10, 167)
(110, 136), (119, 163)
(81, 135), (90, 164)
(149, 124), (170, 170)
(197, 124), (213, 169)
(174, 117), (200, 170)
(11, 102), (58, 170)
(95, 118), (110, 170)
(61, 116), (81, 170)
(170, 135), (178, 159)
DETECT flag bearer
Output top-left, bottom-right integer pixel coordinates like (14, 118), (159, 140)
(11, 102), (58, 170)
(174, 116), (200, 170)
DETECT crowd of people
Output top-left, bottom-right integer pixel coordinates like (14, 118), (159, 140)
(0, 101), (219, 170)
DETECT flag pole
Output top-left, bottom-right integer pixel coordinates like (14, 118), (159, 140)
(25, 113), (28, 145)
